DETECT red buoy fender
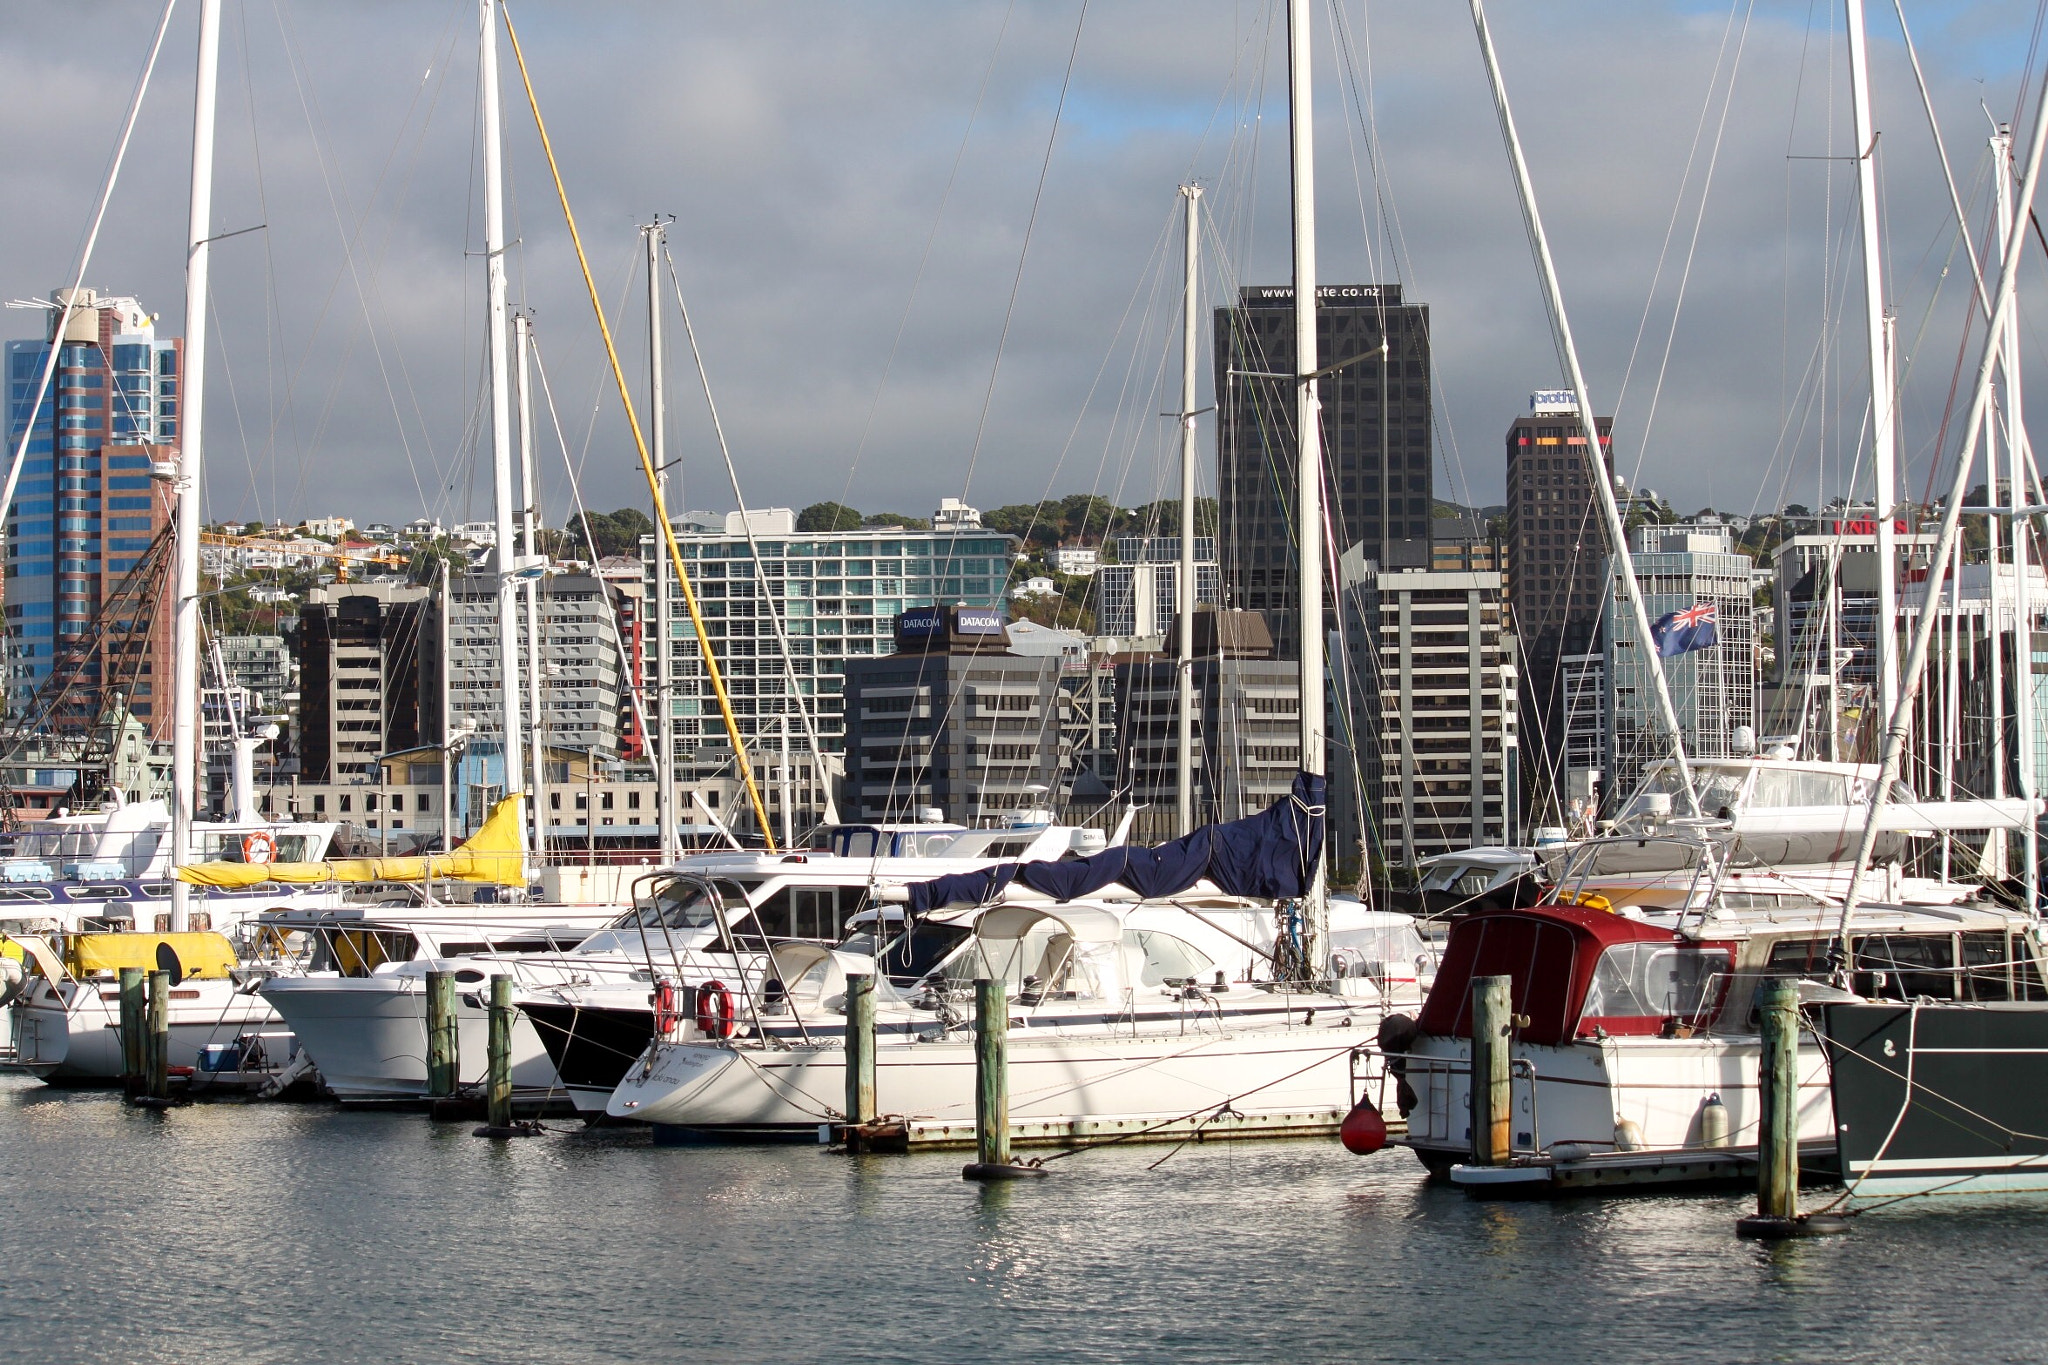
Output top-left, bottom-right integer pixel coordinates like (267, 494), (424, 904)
(695, 979), (735, 1040)
(1340, 1097), (1388, 1155)
(652, 979), (682, 1038)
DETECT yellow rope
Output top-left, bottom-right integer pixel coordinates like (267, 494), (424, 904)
(500, 4), (776, 850)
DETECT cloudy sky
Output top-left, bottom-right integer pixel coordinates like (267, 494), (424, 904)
(2, 1), (2043, 534)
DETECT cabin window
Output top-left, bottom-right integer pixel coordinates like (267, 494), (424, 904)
(1420, 863), (1495, 896)
(1852, 934), (1958, 1001)
(1581, 943), (1730, 1026)
(837, 830), (882, 859)
(848, 920), (972, 984)
(746, 886), (853, 941)
(612, 877), (750, 932)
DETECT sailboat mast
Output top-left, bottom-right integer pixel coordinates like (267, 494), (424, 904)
(645, 220), (678, 866)
(169, 0), (222, 933)
(1847, 0), (1902, 729)
(1177, 183), (1202, 838)
(479, 0), (526, 856)
(1995, 125), (2039, 910)
(1467, 0), (1700, 812)
(1286, 0), (1329, 966)
(514, 311), (548, 861)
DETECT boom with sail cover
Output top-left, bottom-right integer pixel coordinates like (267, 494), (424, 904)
(904, 773), (1326, 914)
(174, 795), (529, 888)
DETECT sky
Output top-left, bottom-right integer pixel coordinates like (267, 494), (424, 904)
(2, 0), (2045, 536)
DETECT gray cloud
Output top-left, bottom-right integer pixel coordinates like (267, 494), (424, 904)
(0, 1), (2038, 535)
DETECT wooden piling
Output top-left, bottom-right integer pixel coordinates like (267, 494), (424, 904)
(962, 977), (1043, 1180)
(1469, 973), (1512, 1165)
(145, 968), (170, 1101)
(1736, 979), (1846, 1238)
(118, 966), (145, 1094)
(486, 974), (512, 1129)
(425, 969), (458, 1098)
(844, 971), (876, 1134)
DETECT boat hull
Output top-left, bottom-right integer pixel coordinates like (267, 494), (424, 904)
(1823, 1000), (2048, 1196)
(261, 976), (558, 1099)
(609, 1020), (1367, 1131)
(12, 980), (286, 1083)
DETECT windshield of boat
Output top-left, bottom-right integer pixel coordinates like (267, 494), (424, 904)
(839, 919), (974, 985)
(1419, 861), (1501, 895)
(1581, 942), (1730, 1024)
(1620, 765), (1749, 820)
(612, 878), (754, 931)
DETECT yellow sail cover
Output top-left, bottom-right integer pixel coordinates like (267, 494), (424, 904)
(174, 794), (528, 889)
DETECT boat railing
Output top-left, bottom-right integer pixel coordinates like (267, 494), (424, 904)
(1399, 1051), (1545, 1158)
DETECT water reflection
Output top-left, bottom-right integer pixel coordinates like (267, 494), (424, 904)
(1, 1078), (2044, 1363)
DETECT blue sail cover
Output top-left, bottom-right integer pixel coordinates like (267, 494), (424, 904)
(905, 772), (1327, 915)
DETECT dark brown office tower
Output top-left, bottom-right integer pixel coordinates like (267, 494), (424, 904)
(1215, 284), (1431, 659)
(1505, 395), (1614, 819)
(296, 584), (439, 783)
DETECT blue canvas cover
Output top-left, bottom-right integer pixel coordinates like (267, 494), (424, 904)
(904, 772), (1327, 915)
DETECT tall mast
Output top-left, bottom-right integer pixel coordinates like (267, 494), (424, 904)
(1177, 183), (1202, 838)
(514, 311), (548, 862)
(1287, 0), (1328, 967)
(1847, 0), (1902, 728)
(1467, 0), (1699, 812)
(479, 0), (525, 859)
(169, 0), (222, 933)
(644, 219), (678, 866)
(1996, 124), (2039, 910)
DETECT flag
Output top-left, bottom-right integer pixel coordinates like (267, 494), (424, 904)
(1651, 602), (1718, 657)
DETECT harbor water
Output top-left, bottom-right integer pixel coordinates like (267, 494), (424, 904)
(1, 1075), (2043, 1363)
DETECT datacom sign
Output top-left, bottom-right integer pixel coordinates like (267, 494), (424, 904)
(955, 608), (1006, 636)
(894, 604), (1010, 651)
(898, 608), (944, 640)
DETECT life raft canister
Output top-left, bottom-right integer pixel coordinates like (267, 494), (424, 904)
(695, 979), (736, 1040)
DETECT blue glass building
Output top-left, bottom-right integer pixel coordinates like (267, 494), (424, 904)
(4, 289), (180, 736)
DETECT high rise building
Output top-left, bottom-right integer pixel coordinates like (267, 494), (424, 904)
(1216, 284), (1432, 659)
(1093, 535), (1219, 639)
(3, 288), (181, 737)
(448, 569), (622, 758)
(840, 607), (1064, 822)
(1505, 390), (1613, 822)
(645, 506), (1018, 775)
(1114, 611), (1298, 841)
(295, 582), (439, 784)
(1602, 524), (1758, 802)
(1368, 566), (1518, 864)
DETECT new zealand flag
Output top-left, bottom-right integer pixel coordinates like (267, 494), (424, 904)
(1651, 602), (1718, 657)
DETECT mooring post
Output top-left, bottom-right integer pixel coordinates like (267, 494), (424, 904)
(1756, 977), (1800, 1219)
(975, 977), (1008, 1166)
(486, 974), (513, 1130)
(118, 966), (146, 1094)
(1469, 973), (1512, 1165)
(1735, 978), (1846, 1237)
(844, 971), (876, 1136)
(145, 968), (170, 1100)
(425, 968), (458, 1098)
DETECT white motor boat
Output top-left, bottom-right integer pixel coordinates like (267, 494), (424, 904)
(1385, 829), (2042, 1193)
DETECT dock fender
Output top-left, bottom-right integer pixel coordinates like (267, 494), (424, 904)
(1340, 1096), (1389, 1155)
(1376, 1012), (1419, 1116)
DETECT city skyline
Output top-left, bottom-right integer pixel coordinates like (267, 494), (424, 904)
(0, 3), (2034, 538)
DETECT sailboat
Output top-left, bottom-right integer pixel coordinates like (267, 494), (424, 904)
(600, 2), (1434, 1142)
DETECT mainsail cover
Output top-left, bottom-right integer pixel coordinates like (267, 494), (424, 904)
(174, 794), (528, 889)
(905, 772), (1325, 915)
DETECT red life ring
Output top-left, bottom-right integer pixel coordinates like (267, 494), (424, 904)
(694, 979), (735, 1040)
(241, 831), (277, 865)
(652, 979), (682, 1038)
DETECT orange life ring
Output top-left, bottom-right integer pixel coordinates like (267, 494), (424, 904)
(241, 831), (277, 865)
(652, 979), (682, 1038)
(694, 979), (735, 1040)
